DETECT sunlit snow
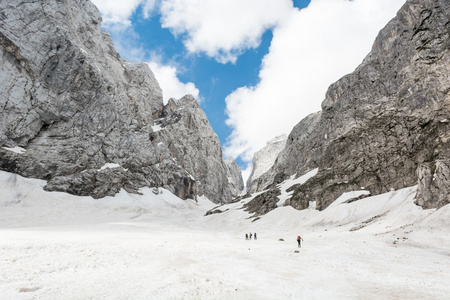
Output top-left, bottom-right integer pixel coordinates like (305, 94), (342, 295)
(1, 170), (449, 299)
(99, 163), (122, 171)
(152, 124), (163, 132)
(277, 168), (318, 206)
(2, 146), (26, 154)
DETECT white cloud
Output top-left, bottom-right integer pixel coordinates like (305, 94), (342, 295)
(90, 0), (406, 166)
(91, 0), (294, 64)
(224, 0), (406, 162)
(147, 61), (199, 104)
(90, 0), (142, 27)
(90, 0), (199, 104)
(159, 0), (294, 63)
(90, 0), (158, 27)
(142, 0), (159, 18)
(90, 0), (150, 61)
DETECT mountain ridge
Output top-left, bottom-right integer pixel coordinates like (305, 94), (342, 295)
(0, 0), (233, 203)
(251, 0), (450, 211)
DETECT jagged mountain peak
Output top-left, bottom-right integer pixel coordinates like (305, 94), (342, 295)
(224, 158), (244, 197)
(0, 0), (232, 203)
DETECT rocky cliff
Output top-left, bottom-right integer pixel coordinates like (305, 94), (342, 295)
(255, 0), (450, 210)
(0, 0), (232, 203)
(224, 158), (244, 198)
(246, 135), (287, 193)
(151, 95), (232, 202)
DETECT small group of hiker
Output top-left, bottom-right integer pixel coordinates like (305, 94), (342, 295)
(245, 232), (257, 240)
(243, 233), (303, 247)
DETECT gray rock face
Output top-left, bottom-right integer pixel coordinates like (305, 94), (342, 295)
(224, 158), (244, 198)
(247, 135), (287, 193)
(151, 95), (232, 203)
(0, 0), (232, 203)
(244, 188), (281, 217)
(250, 115), (320, 193)
(415, 160), (450, 209)
(256, 0), (450, 210)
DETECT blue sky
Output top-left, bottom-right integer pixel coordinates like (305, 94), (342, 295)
(90, 0), (405, 177)
(131, 15), (276, 147)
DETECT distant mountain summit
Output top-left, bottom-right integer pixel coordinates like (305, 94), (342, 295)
(252, 0), (450, 211)
(246, 135), (287, 193)
(0, 0), (232, 203)
(224, 158), (244, 198)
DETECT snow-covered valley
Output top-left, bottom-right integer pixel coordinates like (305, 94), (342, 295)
(1, 170), (449, 300)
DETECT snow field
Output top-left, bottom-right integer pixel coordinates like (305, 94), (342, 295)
(1, 171), (450, 299)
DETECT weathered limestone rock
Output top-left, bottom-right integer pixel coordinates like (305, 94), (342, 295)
(244, 188), (281, 217)
(0, 0), (232, 203)
(250, 115), (320, 193)
(247, 135), (287, 193)
(224, 158), (244, 198)
(151, 95), (232, 203)
(415, 160), (450, 209)
(255, 0), (450, 211)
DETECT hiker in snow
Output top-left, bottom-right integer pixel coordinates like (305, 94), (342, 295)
(297, 235), (303, 248)
(245, 233), (248, 240)
(254, 233), (257, 240)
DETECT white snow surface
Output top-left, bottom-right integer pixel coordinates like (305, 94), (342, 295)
(151, 123), (163, 132)
(277, 168), (318, 206)
(2, 146), (26, 154)
(329, 190), (371, 207)
(99, 163), (121, 170)
(79, 47), (88, 55)
(1, 170), (450, 299)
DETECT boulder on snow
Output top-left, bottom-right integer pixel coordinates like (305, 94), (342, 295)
(244, 188), (281, 217)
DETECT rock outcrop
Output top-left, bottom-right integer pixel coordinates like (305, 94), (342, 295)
(151, 96), (232, 203)
(244, 188), (281, 217)
(224, 158), (244, 198)
(415, 160), (450, 209)
(0, 0), (232, 203)
(246, 135), (287, 193)
(255, 0), (450, 210)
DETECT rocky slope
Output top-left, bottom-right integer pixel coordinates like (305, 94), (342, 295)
(0, 0), (232, 203)
(246, 135), (287, 193)
(254, 0), (450, 210)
